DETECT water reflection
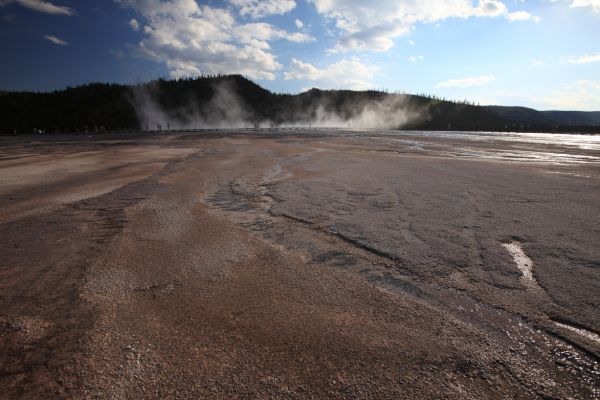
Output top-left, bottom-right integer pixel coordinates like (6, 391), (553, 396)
(380, 131), (600, 165)
(398, 131), (600, 151)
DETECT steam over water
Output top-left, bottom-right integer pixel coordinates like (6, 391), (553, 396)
(129, 81), (599, 166)
(129, 80), (426, 130)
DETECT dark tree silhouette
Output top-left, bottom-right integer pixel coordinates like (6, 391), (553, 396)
(0, 75), (598, 134)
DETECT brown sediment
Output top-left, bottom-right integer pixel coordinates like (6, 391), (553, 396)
(0, 131), (599, 399)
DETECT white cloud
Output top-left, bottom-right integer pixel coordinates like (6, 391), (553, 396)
(129, 18), (140, 31)
(408, 55), (423, 62)
(110, 49), (126, 58)
(435, 74), (496, 88)
(235, 22), (313, 49)
(295, 18), (303, 29)
(0, 0), (74, 15)
(570, 0), (600, 12)
(503, 80), (600, 111)
(284, 58), (378, 90)
(117, 0), (311, 80)
(309, 0), (537, 52)
(229, 0), (296, 19)
(44, 34), (68, 45)
(530, 58), (544, 66)
(506, 11), (540, 22)
(568, 53), (600, 64)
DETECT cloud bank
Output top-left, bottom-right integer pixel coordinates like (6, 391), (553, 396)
(309, 0), (538, 52)
(284, 58), (378, 90)
(113, 0), (541, 90)
(229, 0), (296, 19)
(570, 0), (600, 12)
(568, 53), (600, 64)
(118, 0), (311, 80)
(0, 0), (74, 15)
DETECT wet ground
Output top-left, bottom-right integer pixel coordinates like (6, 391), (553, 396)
(0, 130), (599, 399)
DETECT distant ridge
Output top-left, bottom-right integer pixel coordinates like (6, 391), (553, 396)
(487, 106), (600, 130)
(542, 110), (600, 127)
(0, 75), (598, 134)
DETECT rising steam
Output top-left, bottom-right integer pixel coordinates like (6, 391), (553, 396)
(128, 78), (428, 130)
(129, 80), (257, 129)
(293, 93), (426, 129)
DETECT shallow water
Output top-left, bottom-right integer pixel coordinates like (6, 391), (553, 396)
(379, 130), (600, 165)
(502, 241), (534, 283)
(555, 322), (600, 345)
(393, 130), (600, 151)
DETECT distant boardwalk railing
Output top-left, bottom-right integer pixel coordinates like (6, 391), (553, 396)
(0, 127), (345, 136)
(139, 127), (344, 133)
(142, 126), (343, 132)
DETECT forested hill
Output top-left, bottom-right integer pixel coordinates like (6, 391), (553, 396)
(0, 75), (598, 134)
(486, 106), (600, 130)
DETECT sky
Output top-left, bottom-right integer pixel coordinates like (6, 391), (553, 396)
(1, 0), (599, 110)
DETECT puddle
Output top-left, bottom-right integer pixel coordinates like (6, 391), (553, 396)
(385, 130), (600, 152)
(371, 130), (600, 166)
(555, 322), (600, 346)
(502, 241), (534, 282)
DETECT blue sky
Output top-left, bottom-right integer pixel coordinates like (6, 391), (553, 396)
(1, 0), (599, 110)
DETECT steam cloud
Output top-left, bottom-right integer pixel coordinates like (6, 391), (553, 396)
(129, 80), (428, 130)
(298, 94), (426, 129)
(130, 80), (256, 129)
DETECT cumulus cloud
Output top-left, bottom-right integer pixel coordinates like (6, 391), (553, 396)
(284, 58), (378, 90)
(229, 0), (296, 18)
(506, 11), (540, 22)
(435, 74), (496, 88)
(117, 0), (312, 80)
(129, 18), (140, 31)
(295, 18), (303, 29)
(44, 34), (68, 45)
(309, 0), (537, 52)
(235, 22), (313, 49)
(568, 53), (600, 64)
(408, 55), (423, 62)
(570, 0), (600, 12)
(0, 0), (74, 15)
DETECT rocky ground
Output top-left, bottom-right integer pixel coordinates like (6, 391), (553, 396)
(0, 130), (599, 399)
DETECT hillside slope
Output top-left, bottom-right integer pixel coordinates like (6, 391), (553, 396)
(487, 106), (600, 130)
(0, 75), (598, 133)
(542, 111), (600, 126)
